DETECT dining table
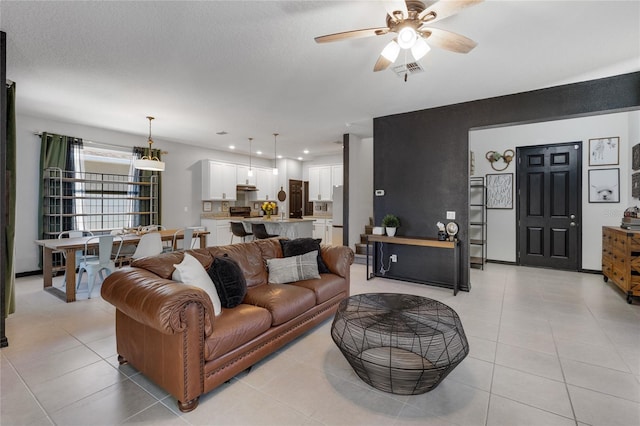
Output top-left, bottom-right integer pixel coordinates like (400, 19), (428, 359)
(34, 229), (209, 302)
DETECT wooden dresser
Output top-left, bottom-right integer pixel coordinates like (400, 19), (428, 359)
(602, 226), (640, 303)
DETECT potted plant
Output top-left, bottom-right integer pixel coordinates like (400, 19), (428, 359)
(382, 214), (400, 236)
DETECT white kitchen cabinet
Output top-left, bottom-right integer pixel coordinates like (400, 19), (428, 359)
(201, 160), (237, 200)
(331, 165), (343, 188)
(256, 167), (275, 200)
(201, 218), (232, 246)
(309, 217), (333, 244)
(236, 165), (257, 186)
(308, 166), (332, 201)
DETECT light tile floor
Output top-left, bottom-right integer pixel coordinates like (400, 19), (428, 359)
(1, 263), (639, 426)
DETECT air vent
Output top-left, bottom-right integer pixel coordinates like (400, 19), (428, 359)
(391, 62), (424, 78)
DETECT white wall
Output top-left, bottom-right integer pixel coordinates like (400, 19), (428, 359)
(469, 111), (636, 270)
(348, 136), (373, 249)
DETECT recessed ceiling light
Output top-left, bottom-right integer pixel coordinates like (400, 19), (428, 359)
(229, 145), (235, 150)
(297, 157), (303, 161)
(277, 155), (283, 159)
(256, 151), (262, 155)
(216, 131), (228, 135)
(303, 149), (309, 154)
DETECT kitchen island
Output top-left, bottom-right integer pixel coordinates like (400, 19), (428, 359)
(241, 218), (314, 239)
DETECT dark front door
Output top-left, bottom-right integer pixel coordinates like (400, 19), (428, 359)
(289, 179), (303, 218)
(517, 142), (582, 270)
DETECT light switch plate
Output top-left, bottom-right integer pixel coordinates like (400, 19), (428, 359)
(446, 211), (456, 220)
(375, 189), (385, 196)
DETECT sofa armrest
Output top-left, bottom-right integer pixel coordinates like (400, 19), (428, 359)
(101, 267), (215, 337)
(320, 245), (354, 278)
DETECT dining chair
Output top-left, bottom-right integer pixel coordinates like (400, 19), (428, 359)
(76, 235), (123, 299)
(230, 222), (253, 243)
(172, 228), (197, 251)
(58, 230), (95, 286)
(251, 223), (279, 239)
(131, 232), (164, 260)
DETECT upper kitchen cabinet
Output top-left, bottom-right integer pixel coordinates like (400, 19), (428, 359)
(309, 165), (335, 201)
(202, 160), (237, 200)
(236, 165), (257, 186)
(255, 167), (276, 200)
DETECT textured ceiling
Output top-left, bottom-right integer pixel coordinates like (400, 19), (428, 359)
(2, 1), (639, 159)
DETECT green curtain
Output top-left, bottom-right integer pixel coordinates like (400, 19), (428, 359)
(37, 133), (71, 241)
(4, 82), (16, 316)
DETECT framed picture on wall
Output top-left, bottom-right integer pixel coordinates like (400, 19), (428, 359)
(589, 168), (619, 203)
(486, 173), (513, 209)
(589, 137), (619, 166)
(633, 172), (640, 198)
(633, 144), (640, 170)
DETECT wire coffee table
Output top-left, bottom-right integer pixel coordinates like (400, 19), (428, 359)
(331, 293), (469, 394)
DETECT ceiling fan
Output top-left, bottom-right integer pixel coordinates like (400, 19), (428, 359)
(315, 0), (483, 73)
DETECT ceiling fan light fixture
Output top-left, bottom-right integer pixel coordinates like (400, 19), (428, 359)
(397, 26), (417, 49)
(381, 40), (401, 62)
(411, 36), (431, 60)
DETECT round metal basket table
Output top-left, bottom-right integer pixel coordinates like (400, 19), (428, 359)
(331, 293), (469, 395)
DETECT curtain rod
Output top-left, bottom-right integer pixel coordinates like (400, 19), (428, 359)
(34, 132), (169, 154)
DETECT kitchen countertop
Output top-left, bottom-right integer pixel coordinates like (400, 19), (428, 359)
(241, 218), (315, 223)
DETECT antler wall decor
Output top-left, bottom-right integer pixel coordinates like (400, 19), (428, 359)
(486, 149), (515, 171)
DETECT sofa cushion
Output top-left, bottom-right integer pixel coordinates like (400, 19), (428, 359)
(207, 243), (267, 288)
(172, 253), (222, 316)
(267, 251), (320, 284)
(280, 238), (330, 274)
(132, 249), (213, 279)
(244, 284), (316, 326)
(203, 304), (272, 361)
(207, 255), (247, 309)
(291, 273), (348, 305)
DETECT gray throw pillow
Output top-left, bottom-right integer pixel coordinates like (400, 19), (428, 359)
(267, 250), (320, 284)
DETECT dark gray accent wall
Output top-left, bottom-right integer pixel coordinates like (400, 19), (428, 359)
(374, 72), (640, 291)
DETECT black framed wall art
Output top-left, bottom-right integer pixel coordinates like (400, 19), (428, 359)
(633, 144), (640, 170)
(589, 137), (619, 166)
(589, 168), (620, 203)
(486, 173), (513, 209)
(633, 172), (640, 199)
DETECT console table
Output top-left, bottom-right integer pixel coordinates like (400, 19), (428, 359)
(366, 235), (461, 295)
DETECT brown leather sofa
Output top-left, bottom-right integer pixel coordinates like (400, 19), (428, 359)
(101, 238), (354, 412)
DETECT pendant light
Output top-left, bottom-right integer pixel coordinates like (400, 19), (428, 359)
(134, 116), (165, 172)
(247, 137), (254, 177)
(272, 133), (279, 175)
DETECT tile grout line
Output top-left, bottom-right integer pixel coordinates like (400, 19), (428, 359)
(1, 352), (56, 425)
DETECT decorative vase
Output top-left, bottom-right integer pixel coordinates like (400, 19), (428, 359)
(386, 227), (397, 237)
(266, 213), (271, 220)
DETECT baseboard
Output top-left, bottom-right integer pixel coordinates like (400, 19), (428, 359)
(16, 270), (42, 278)
(485, 259), (517, 265)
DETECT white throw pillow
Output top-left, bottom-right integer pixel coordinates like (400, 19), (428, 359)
(172, 253), (222, 316)
(267, 250), (320, 284)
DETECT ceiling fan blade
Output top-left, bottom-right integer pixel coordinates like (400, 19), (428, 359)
(384, 0), (409, 21)
(419, 27), (477, 53)
(314, 27), (389, 43)
(373, 55), (393, 72)
(418, 0), (483, 24)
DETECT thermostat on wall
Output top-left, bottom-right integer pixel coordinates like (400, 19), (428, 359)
(375, 189), (385, 196)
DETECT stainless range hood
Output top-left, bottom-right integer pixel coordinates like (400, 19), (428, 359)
(236, 184), (258, 192)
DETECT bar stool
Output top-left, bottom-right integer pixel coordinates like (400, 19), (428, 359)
(251, 223), (278, 239)
(230, 222), (253, 243)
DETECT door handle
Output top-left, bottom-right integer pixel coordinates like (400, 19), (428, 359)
(570, 222), (576, 227)
(570, 214), (576, 219)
